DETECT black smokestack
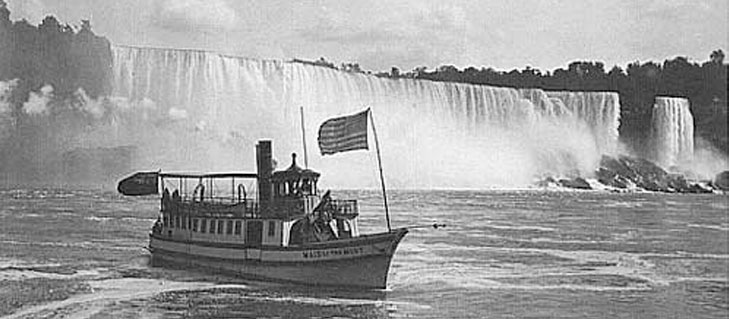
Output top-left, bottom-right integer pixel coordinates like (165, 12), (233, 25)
(256, 140), (273, 214)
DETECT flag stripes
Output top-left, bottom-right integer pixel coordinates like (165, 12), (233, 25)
(318, 109), (369, 155)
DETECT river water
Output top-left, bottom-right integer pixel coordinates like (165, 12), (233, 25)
(0, 189), (727, 318)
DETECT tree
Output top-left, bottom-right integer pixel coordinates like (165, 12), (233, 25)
(0, 0), (10, 29)
(710, 49), (725, 64)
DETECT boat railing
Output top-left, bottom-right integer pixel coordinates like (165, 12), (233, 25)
(329, 199), (359, 218)
(270, 196), (314, 218)
(164, 196), (261, 218)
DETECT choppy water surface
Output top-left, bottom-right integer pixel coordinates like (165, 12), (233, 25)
(0, 189), (727, 318)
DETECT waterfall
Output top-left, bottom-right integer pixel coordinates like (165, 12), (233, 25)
(650, 97), (694, 168)
(104, 45), (621, 188)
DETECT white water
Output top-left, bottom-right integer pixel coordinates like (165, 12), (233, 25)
(650, 97), (694, 169)
(104, 46), (622, 188)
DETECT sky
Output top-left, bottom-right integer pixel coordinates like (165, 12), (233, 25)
(5, 0), (728, 72)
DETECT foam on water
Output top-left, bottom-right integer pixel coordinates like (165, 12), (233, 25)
(2, 278), (215, 319)
(1, 189), (726, 318)
(687, 223), (729, 232)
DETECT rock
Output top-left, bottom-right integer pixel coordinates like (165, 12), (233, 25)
(714, 171), (729, 191)
(596, 167), (631, 189)
(687, 182), (714, 194)
(599, 155), (635, 180)
(595, 154), (707, 193)
(666, 174), (690, 193)
(618, 156), (669, 191)
(535, 176), (558, 187)
(558, 177), (592, 190)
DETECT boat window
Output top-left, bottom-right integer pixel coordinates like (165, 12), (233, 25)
(268, 221), (276, 237)
(201, 219), (207, 233)
(227, 220), (233, 235)
(234, 221), (241, 235)
(181, 216), (187, 229)
(209, 219), (216, 233)
(246, 221), (263, 245)
(192, 219), (199, 232)
(175, 216), (180, 228)
(217, 219), (224, 234)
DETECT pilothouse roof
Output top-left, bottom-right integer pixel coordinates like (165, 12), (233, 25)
(272, 153), (320, 181)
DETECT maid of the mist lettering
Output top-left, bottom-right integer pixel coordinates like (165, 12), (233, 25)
(302, 247), (365, 258)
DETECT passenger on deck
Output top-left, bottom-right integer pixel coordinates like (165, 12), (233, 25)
(162, 188), (170, 210)
(301, 181), (312, 195)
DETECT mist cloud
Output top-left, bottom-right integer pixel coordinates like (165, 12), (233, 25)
(5, 0), (46, 23)
(0, 79), (17, 114)
(155, 0), (238, 32)
(22, 85), (54, 115)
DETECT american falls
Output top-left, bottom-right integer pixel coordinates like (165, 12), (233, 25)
(107, 46), (621, 188)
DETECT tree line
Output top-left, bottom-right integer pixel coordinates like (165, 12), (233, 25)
(0, 1), (113, 109)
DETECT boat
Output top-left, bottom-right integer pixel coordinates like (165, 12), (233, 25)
(139, 140), (408, 289)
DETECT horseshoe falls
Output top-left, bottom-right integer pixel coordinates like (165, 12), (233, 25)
(107, 46), (620, 188)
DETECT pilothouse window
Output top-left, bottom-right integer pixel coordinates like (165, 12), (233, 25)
(234, 221), (241, 235)
(201, 219), (207, 233)
(268, 221), (276, 237)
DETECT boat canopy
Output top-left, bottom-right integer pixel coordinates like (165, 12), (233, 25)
(159, 172), (257, 179)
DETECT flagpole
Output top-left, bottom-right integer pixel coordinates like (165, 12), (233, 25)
(368, 109), (392, 232)
(300, 106), (309, 168)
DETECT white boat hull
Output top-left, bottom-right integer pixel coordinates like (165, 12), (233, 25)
(149, 228), (408, 289)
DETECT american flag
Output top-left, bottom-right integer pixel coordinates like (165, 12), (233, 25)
(317, 109), (370, 155)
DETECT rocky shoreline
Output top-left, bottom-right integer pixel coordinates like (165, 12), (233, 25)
(537, 155), (728, 194)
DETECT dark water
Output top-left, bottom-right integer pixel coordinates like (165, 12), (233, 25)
(0, 189), (727, 318)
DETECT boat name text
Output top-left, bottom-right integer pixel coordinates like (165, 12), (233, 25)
(302, 247), (365, 259)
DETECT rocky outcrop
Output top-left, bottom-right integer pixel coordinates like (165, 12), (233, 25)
(596, 155), (715, 193)
(715, 171), (729, 191)
(558, 177), (592, 190)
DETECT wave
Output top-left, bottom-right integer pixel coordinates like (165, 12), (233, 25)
(686, 223), (729, 232)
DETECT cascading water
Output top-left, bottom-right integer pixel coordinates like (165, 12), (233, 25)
(650, 97), (694, 169)
(105, 45), (622, 188)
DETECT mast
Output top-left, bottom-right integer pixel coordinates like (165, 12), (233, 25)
(368, 109), (392, 232)
(300, 106), (309, 168)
